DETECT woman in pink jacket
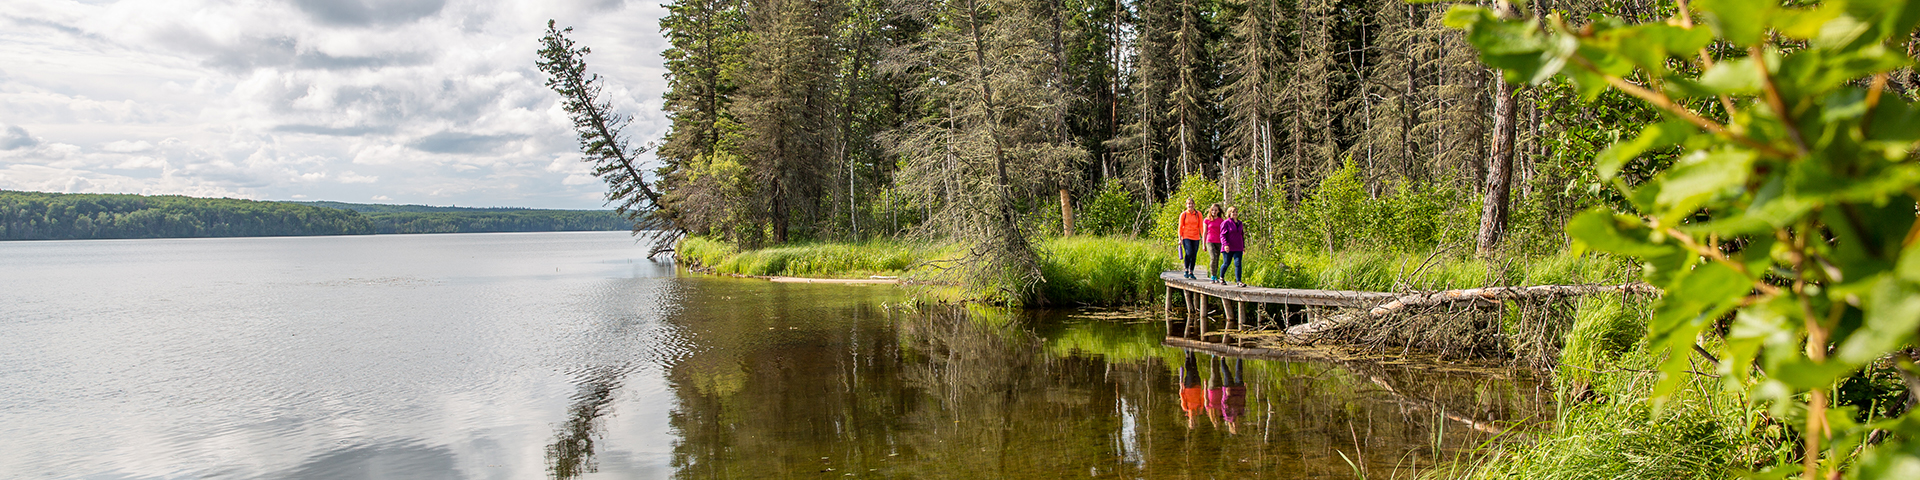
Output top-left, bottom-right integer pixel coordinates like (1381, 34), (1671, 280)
(1202, 204), (1224, 282)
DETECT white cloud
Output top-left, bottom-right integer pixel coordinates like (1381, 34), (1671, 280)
(102, 140), (153, 152)
(0, 0), (673, 209)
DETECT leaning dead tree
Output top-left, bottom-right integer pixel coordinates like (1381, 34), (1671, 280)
(537, 20), (682, 256)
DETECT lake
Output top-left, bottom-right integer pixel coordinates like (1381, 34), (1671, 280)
(0, 231), (1548, 479)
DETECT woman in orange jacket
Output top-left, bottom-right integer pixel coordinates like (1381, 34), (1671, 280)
(1177, 198), (1203, 279)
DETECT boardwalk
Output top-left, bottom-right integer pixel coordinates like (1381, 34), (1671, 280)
(1160, 271), (1395, 342)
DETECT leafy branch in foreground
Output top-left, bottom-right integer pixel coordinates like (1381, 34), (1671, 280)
(537, 20), (681, 252)
(1450, 0), (1920, 477)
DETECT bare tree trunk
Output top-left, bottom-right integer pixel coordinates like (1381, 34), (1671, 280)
(1060, 188), (1075, 236)
(1476, 63), (1519, 256)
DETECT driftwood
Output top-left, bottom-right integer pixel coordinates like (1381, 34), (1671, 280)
(1364, 283), (1660, 317)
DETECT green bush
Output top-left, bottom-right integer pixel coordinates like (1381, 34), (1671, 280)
(1077, 179), (1144, 237)
(1148, 175), (1223, 245)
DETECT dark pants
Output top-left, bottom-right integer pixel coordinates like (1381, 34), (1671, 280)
(1180, 239), (1200, 273)
(1206, 242), (1222, 278)
(1220, 250), (1243, 282)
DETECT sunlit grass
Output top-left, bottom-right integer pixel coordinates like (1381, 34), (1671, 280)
(675, 236), (931, 278)
(1035, 236), (1174, 306)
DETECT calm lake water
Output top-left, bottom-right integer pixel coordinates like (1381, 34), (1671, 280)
(0, 231), (1549, 479)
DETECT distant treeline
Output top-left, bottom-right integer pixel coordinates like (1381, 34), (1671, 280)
(290, 201), (546, 214)
(358, 211), (631, 234)
(1, 190), (633, 240)
(1, 190), (373, 240)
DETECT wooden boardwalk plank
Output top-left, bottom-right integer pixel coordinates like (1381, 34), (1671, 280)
(1160, 271), (1395, 307)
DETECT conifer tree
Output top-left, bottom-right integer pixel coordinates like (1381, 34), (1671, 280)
(1220, 0), (1283, 197)
(734, 0), (841, 244)
(886, 0), (1086, 303)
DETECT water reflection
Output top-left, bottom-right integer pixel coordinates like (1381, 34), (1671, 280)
(658, 296), (1552, 478)
(547, 365), (630, 479)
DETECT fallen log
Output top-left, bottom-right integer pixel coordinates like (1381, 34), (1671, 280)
(1282, 283), (1659, 336)
(1365, 283), (1660, 317)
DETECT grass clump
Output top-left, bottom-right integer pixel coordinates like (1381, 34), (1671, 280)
(1468, 396), (1749, 480)
(1036, 236), (1173, 305)
(676, 235), (739, 268)
(676, 236), (931, 278)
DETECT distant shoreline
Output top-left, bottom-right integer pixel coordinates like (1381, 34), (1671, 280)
(1, 190), (636, 241)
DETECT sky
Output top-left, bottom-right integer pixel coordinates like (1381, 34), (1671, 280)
(0, 0), (673, 209)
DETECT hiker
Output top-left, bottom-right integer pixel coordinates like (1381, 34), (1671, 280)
(1203, 204), (1225, 282)
(1219, 207), (1245, 286)
(1178, 199), (1203, 279)
(1180, 350), (1205, 429)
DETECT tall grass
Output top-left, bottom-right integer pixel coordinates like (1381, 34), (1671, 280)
(1036, 236), (1174, 305)
(675, 236), (931, 278)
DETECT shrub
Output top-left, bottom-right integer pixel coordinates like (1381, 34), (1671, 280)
(1077, 179), (1144, 237)
(1148, 175), (1223, 245)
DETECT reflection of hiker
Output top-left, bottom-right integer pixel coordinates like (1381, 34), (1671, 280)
(1178, 199), (1203, 279)
(1222, 358), (1247, 435)
(1205, 355), (1226, 429)
(1203, 204), (1225, 283)
(1180, 351), (1204, 429)
(1219, 207), (1246, 287)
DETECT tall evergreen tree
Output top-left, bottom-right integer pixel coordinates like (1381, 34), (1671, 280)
(886, 0), (1087, 302)
(657, 0), (751, 240)
(1220, 0), (1283, 197)
(536, 21), (677, 250)
(734, 0), (841, 244)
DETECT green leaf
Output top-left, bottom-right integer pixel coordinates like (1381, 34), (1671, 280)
(1694, 56), (1762, 96)
(1833, 275), (1920, 365)
(1726, 294), (1796, 384)
(1566, 209), (1678, 258)
(1775, 5), (1842, 40)
(1595, 120), (1693, 182)
(1901, 242), (1920, 284)
(1696, 0), (1778, 47)
(1649, 147), (1756, 225)
(1650, 262), (1752, 398)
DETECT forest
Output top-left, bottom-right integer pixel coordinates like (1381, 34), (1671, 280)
(0, 190), (374, 240)
(635, 0), (1725, 252)
(0, 191), (632, 240)
(539, 0), (1920, 476)
(292, 201), (634, 234)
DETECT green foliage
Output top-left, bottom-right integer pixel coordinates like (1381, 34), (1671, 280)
(1076, 179), (1144, 237)
(1557, 295), (1651, 392)
(0, 190), (373, 240)
(1470, 396), (1749, 480)
(1453, 0), (1920, 475)
(1148, 175), (1222, 244)
(676, 235), (740, 268)
(1035, 236), (1173, 305)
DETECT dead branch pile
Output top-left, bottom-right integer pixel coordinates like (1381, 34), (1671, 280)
(1289, 283), (1658, 369)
